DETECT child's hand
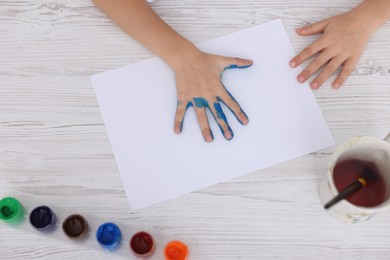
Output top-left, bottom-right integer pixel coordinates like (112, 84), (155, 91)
(173, 50), (253, 142)
(290, 3), (386, 89)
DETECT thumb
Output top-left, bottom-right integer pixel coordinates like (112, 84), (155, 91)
(222, 57), (253, 70)
(296, 19), (329, 36)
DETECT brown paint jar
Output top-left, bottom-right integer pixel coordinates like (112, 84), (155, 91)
(62, 214), (89, 240)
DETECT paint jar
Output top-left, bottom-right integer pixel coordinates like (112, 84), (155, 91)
(164, 240), (189, 260)
(130, 231), (155, 258)
(29, 206), (56, 231)
(96, 222), (122, 251)
(0, 195), (193, 259)
(62, 214), (89, 240)
(0, 197), (24, 225)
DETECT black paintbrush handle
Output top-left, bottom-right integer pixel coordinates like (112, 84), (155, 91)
(324, 180), (364, 210)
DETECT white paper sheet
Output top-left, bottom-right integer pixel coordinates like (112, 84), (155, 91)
(91, 19), (334, 210)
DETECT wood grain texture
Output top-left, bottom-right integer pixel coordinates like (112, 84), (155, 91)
(0, 0), (389, 259)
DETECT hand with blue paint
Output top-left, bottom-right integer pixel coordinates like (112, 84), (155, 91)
(290, 0), (390, 89)
(93, 0), (252, 142)
(173, 51), (252, 142)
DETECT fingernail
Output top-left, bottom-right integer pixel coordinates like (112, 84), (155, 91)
(296, 28), (303, 33)
(333, 83), (340, 89)
(310, 82), (318, 89)
(226, 132), (233, 140)
(205, 135), (213, 143)
(241, 117), (249, 125)
(298, 75), (305, 83)
(174, 127), (180, 134)
(290, 61), (297, 68)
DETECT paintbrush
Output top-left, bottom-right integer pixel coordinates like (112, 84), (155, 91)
(324, 168), (378, 210)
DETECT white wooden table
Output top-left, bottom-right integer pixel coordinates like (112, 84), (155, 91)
(1, 0), (390, 259)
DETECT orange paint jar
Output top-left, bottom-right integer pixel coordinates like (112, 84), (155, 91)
(164, 240), (189, 260)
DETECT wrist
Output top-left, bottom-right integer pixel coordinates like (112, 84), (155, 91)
(355, 0), (390, 28)
(166, 41), (202, 71)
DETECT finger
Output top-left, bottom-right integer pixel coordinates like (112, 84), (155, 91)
(208, 100), (234, 140)
(310, 56), (345, 89)
(192, 98), (213, 143)
(332, 59), (356, 89)
(290, 40), (323, 68)
(296, 19), (329, 36)
(297, 50), (333, 83)
(174, 100), (192, 134)
(223, 57), (253, 70)
(218, 87), (248, 125)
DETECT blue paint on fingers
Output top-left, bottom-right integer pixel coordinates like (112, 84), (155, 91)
(213, 102), (233, 140)
(182, 97), (235, 140)
(193, 97), (209, 108)
(223, 63), (253, 72)
(213, 102), (227, 121)
(217, 92), (249, 126)
(177, 100), (194, 133)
